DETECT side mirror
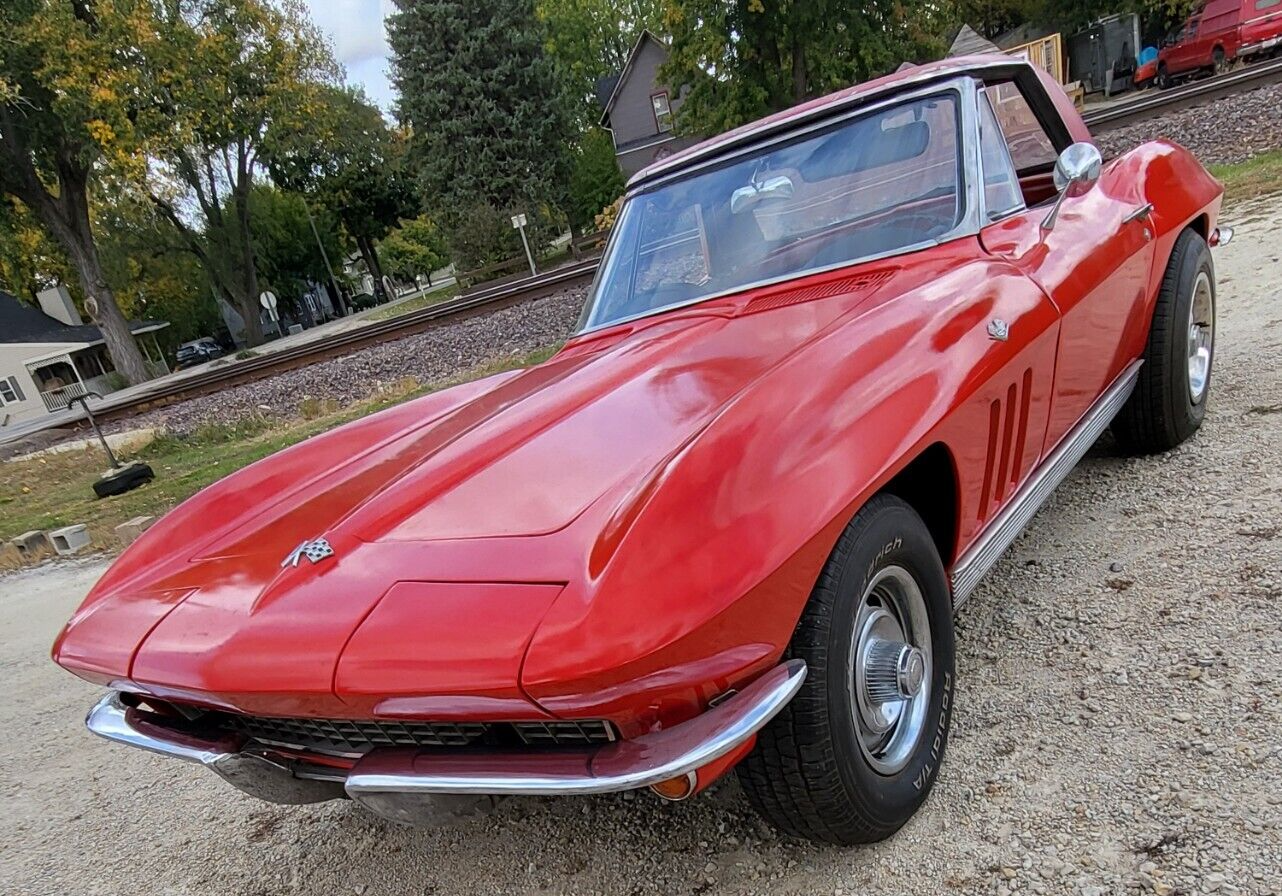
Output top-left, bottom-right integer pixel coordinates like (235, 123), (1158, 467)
(1043, 142), (1102, 231)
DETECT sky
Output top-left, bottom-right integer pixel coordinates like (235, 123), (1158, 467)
(303, 0), (397, 113)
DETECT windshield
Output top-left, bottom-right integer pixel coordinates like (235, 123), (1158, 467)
(578, 92), (964, 332)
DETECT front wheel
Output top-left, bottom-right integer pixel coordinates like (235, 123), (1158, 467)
(1113, 228), (1215, 453)
(738, 494), (956, 845)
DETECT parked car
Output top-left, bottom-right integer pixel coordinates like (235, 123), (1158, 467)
(53, 55), (1227, 845)
(173, 337), (225, 370)
(1157, 0), (1282, 86)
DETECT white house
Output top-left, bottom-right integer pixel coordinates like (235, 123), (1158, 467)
(0, 285), (169, 426)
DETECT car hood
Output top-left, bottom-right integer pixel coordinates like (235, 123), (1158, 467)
(54, 269), (900, 705)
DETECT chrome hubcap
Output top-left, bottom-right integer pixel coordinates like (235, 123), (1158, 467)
(850, 566), (932, 775)
(1187, 270), (1214, 404)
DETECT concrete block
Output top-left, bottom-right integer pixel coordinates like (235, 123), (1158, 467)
(114, 515), (155, 545)
(49, 524), (91, 556)
(10, 530), (53, 557)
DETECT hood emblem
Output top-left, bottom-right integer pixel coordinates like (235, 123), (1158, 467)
(282, 537), (335, 568)
(987, 319), (1010, 342)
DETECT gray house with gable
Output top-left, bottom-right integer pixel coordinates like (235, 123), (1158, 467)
(597, 32), (701, 179)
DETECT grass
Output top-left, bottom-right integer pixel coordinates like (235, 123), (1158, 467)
(0, 342), (561, 569)
(1210, 150), (1282, 205)
(361, 284), (461, 323)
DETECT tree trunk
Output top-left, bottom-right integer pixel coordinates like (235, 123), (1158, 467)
(358, 234), (388, 302)
(58, 191), (151, 385)
(232, 177), (266, 346)
(792, 40), (809, 103)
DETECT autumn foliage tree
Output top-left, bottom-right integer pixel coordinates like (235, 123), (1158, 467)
(140, 0), (341, 345)
(0, 0), (155, 383)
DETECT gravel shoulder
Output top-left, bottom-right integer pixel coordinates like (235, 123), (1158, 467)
(3, 203), (1281, 896)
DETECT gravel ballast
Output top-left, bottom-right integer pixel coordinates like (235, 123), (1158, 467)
(1094, 81), (1282, 165)
(107, 285), (590, 438)
(2, 196), (1281, 895)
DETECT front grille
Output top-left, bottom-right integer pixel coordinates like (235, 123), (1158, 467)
(209, 712), (615, 758)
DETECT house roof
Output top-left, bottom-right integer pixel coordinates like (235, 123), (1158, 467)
(598, 30), (669, 128)
(949, 24), (1001, 56)
(0, 288), (165, 347)
(595, 73), (621, 115)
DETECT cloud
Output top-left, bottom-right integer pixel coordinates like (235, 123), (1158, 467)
(303, 0), (397, 110)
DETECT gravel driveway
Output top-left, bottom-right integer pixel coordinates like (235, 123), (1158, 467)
(3, 201), (1281, 896)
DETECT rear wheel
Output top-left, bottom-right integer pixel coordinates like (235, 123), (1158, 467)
(1113, 229), (1215, 453)
(738, 494), (956, 845)
(1213, 47), (1228, 74)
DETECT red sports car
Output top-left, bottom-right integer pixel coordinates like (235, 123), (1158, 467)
(54, 55), (1226, 844)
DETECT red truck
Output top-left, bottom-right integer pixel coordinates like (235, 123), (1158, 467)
(1157, 0), (1282, 86)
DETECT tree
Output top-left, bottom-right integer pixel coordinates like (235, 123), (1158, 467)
(389, 0), (577, 257)
(142, 0), (341, 346)
(93, 188), (222, 350)
(568, 127), (625, 233)
(537, 0), (664, 122)
(661, 0), (953, 134)
(0, 197), (75, 301)
(381, 215), (450, 286)
(239, 184), (346, 324)
(263, 85), (412, 305)
(0, 0), (155, 383)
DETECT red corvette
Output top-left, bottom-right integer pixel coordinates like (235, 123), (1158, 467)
(54, 56), (1226, 844)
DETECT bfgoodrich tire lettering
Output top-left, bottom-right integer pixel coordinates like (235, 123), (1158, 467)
(738, 494), (956, 845)
(1113, 228), (1215, 454)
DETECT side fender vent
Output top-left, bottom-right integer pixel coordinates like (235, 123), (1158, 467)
(741, 268), (896, 316)
(978, 367), (1035, 520)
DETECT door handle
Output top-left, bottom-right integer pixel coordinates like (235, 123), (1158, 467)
(1123, 203), (1154, 224)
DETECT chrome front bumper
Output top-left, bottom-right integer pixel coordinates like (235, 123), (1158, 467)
(85, 660), (806, 823)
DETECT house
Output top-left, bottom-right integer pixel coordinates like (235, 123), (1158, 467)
(597, 31), (701, 178)
(0, 285), (169, 425)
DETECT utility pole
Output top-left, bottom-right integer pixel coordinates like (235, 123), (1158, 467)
(305, 200), (348, 316)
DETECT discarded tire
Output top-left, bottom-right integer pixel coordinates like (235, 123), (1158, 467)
(93, 463), (155, 499)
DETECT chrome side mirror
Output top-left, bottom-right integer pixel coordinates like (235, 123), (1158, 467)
(1043, 142), (1103, 231)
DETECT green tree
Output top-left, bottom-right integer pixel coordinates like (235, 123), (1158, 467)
(241, 184), (347, 324)
(93, 189), (222, 350)
(568, 127), (625, 233)
(381, 216), (450, 286)
(661, 0), (952, 134)
(142, 0), (341, 345)
(537, 0), (664, 121)
(0, 0), (156, 383)
(388, 0), (576, 260)
(263, 85), (412, 305)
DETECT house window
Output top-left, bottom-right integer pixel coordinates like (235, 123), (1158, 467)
(651, 92), (673, 133)
(0, 376), (21, 405)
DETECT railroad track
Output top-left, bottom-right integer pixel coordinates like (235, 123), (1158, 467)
(1083, 55), (1282, 133)
(11, 258), (600, 437)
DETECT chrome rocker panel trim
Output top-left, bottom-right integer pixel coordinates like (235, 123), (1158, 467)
(86, 660), (807, 816)
(950, 359), (1142, 607)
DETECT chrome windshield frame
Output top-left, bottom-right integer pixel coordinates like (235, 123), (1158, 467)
(575, 76), (987, 336)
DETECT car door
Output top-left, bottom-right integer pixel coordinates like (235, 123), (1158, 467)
(978, 157), (1156, 450)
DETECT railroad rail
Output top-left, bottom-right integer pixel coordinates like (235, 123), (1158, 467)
(4, 258), (600, 442)
(1083, 55), (1282, 133)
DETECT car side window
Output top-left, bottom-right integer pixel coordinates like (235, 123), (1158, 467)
(978, 90), (1024, 221)
(984, 80), (1059, 173)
